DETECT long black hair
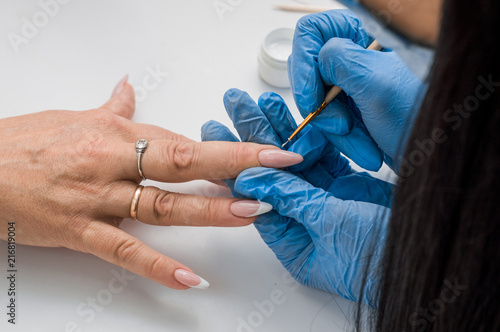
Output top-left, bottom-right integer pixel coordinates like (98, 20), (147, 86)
(359, 0), (500, 330)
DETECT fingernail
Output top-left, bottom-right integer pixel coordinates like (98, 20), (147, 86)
(230, 200), (273, 218)
(259, 150), (303, 168)
(111, 75), (128, 97)
(174, 269), (210, 290)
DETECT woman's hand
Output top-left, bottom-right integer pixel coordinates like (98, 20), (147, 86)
(0, 77), (303, 290)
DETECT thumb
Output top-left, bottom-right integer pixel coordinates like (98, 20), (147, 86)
(101, 75), (136, 119)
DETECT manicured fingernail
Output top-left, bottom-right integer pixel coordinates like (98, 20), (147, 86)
(111, 75), (128, 97)
(230, 200), (273, 218)
(258, 150), (303, 168)
(174, 269), (210, 290)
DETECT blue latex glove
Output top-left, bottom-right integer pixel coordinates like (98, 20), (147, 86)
(288, 9), (425, 172)
(201, 89), (392, 304)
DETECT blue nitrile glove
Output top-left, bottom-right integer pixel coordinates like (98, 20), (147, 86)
(288, 9), (425, 172)
(201, 88), (393, 304)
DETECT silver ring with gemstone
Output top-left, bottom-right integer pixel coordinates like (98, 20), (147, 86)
(135, 139), (148, 181)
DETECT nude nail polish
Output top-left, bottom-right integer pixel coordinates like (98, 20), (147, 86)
(111, 75), (128, 97)
(258, 149), (303, 168)
(230, 200), (273, 218)
(174, 269), (210, 290)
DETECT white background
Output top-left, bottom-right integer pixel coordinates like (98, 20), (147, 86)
(0, 1), (389, 331)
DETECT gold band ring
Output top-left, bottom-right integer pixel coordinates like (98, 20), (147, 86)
(130, 185), (144, 220)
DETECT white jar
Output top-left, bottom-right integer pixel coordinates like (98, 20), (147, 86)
(258, 28), (294, 88)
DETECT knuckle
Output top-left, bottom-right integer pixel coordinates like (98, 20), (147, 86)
(144, 255), (164, 278)
(296, 14), (316, 32)
(200, 197), (216, 220)
(226, 143), (253, 175)
(87, 109), (119, 131)
(61, 218), (93, 252)
(112, 237), (140, 264)
(168, 142), (196, 171)
(74, 137), (112, 171)
(152, 191), (178, 223)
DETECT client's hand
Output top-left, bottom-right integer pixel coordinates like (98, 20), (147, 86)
(202, 89), (392, 304)
(0, 78), (303, 290)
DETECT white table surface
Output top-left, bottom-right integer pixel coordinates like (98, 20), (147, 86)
(0, 1), (392, 331)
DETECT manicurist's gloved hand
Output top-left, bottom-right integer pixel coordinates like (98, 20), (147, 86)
(202, 89), (393, 304)
(288, 9), (425, 172)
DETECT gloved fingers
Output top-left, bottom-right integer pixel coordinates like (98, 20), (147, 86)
(286, 126), (330, 172)
(316, 144), (353, 178)
(201, 116), (318, 274)
(288, 131), (354, 181)
(325, 173), (394, 207)
(253, 212), (315, 270)
(223, 90), (348, 176)
(235, 167), (390, 244)
(318, 118), (383, 171)
(199, 108), (318, 272)
(289, 9), (374, 117)
(201, 120), (240, 143)
(296, 142), (356, 192)
(257, 92), (297, 143)
(301, 150), (393, 207)
(300, 163), (335, 192)
(234, 168), (347, 238)
(311, 97), (353, 136)
(223, 88), (281, 146)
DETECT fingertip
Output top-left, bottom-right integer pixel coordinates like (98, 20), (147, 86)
(258, 149), (303, 168)
(230, 200), (273, 218)
(200, 121), (239, 142)
(258, 92), (286, 110)
(173, 269), (211, 290)
(121, 82), (135, 98)
(223, 88), (245, 104)
(103, 76), (136, 119)
(200, 120), (222, 138)
(111, 74), (128, 98)
(223, 89), (253, 118)
(120, 83), (136, 107)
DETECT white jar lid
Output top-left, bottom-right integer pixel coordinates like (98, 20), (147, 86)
(258, 28), (294, 88)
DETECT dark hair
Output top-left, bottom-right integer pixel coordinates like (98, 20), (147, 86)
(358, 0), (500, 331)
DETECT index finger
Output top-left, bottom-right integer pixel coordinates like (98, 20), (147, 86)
(121, 140), (303, 182)
(289, 9), (373, 116)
